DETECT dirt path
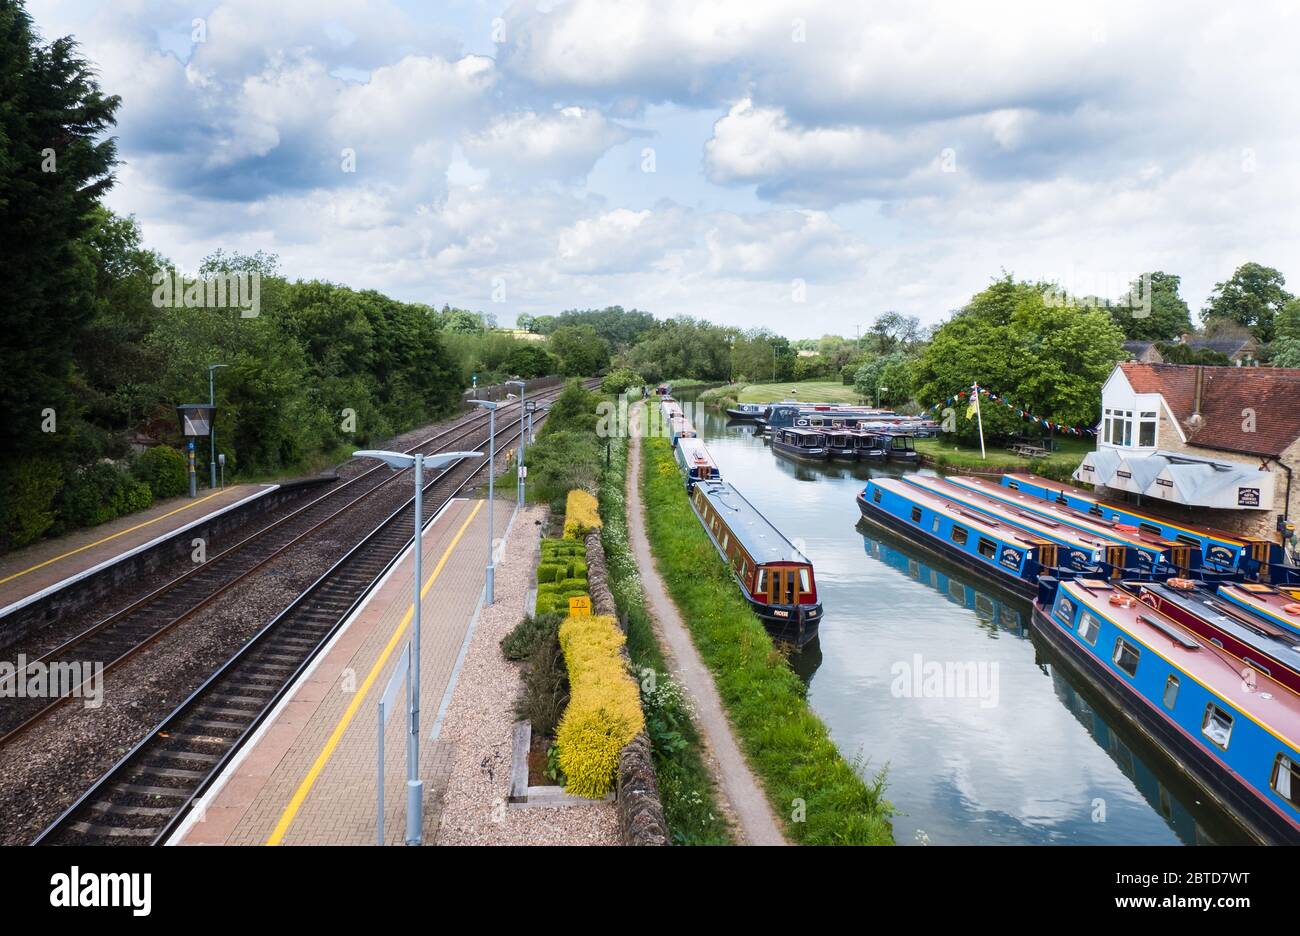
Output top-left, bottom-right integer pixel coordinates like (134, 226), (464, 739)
(626, 405), (787, 846)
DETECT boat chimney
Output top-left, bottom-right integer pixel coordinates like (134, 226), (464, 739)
(1188, 365), (1205, 430)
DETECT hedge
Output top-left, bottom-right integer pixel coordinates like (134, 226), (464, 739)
(555, 614), (645, 798)
(563, 489), (602, 539)
(132, 445), (188, 499)
(535, 538), (592, 616)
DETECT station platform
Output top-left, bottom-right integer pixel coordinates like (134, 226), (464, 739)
(173, 496), (515, 846)
(0, 484), (273, 611)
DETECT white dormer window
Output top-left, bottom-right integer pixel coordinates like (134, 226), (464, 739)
(1102, 409), (1158, 449)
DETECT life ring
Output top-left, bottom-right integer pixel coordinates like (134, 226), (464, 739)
(1117, 524), (1139, 534)
(1284, 604), (1300, 615)
(1167, 577), (1196, 590)
(1109, 594), (1136, 608)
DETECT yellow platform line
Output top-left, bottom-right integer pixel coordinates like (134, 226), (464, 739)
(265, 500), (484, 846)
(0, 490), (228, 587)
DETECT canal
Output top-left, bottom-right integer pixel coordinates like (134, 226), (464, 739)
(674, 392), (1251, 845)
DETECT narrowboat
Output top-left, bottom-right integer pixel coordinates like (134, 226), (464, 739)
(771, 426), (828, 461)
(674, 437), (721, 491)
(1216, 582), (1300, 636)
(854, 431), (889, 461)
(825, 430), (859, 460)
(667, 414), (697, 447)
(918, 474), (1203, 580)
(1034, 576), (1300, 844)
(884, 433), (919, 464)
(1001, 472), (1281, 576)
(1119, 579), (1300, 695)
(858, 477), (1110, 595)
(690, 479), (822, 646)
(725, 402), (767, 421)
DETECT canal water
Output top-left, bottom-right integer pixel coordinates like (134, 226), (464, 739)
(674, 393), (1251, 845)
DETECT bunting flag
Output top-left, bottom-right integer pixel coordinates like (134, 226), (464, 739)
(923, 385), (1097, 436)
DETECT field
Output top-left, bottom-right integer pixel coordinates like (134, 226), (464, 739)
(735, 380), (864, 405)
(914, 435), (1090, 479)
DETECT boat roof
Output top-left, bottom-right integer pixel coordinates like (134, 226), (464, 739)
(1002, 472), (1254, 546)
(1058, 579), (1300, 747)
(887, 476), (1118, 551)
(1218, 583), (1300, 636)
(676, 437), (718, 466)
(871, 477), (1075, 548)
(695, 480), (811, 565)
(778, 427), (827, 438)
(943, 475), (1179, 552)
(1127, 581), (1300, 673)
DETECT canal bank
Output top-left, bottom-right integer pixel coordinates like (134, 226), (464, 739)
(677, 390), (1253, 845)
(635, 402), (895, 845)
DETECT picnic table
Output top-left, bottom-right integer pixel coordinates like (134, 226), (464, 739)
(1010, 443), (1049, 459)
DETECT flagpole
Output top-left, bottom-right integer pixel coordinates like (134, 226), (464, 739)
(974, 383), (986, 460)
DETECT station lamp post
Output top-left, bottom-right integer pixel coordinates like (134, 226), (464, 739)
(352, 447), (482, 845)
(208, 364), (228, 490)
(471, 399), (499, 605)
(506, 380), (526, 503)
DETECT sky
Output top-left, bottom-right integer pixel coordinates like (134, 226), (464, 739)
(27, 0), (1300, 337)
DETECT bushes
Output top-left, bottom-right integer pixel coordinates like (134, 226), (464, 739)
(525, 431), (602, 503)
(601, 367), (644, 395)
(61, 461), (153, 528)
(0, 459), (64, 550)
(132, 445), (188, 499)
(563, 489), (602, 539)
(535, 537), (591, 615)
(555, 614), (645, 798)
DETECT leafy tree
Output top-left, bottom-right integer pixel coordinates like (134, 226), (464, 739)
(729, 328), (793, 383)
(853, 353), (911, 406)
(912, 276), (1125, 444)
(0, 2), (120, 458)
(1109, 271), (1192, 341)
(1202, 262), (1293, 343)
(1154, 342), (1232, 366)
(601, 367), (644, 395)
(623, 317), (733, 382)
(1270, 299), (1300, 367)
(535, 307), (656, 351)
(504, 343), (557, 378)
(548, 324), (610, 377)
(867, 311), (923, 355)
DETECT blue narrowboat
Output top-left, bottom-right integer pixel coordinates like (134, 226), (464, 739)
(674, 436), (721, 490)
(690, 479), (822, 646)
(772, 426), (828, 461)
(857, 477), (1111, 594)
(1001, 472), (1281, 576)
(1034, 576), (1300, 844)
(903, 475), (1193, 580)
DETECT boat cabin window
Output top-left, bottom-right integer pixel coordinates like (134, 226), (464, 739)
(798, 568), (810, 593)
(977, 537), (997, 559)
(1112, 638), (1141, 678)
(1139, 522), (1162, 537)
(951, 525), (969, 546)
(1006, 480), (1019, 490)
(1078, 611), (1101, 646)
(721, 532), (729, 551)
(1162, 675), (1179, 710)
(910, 506), (923, 523)
(1201, 704), (1234, 750)
(1271, 755), (1300, 808)
(756, 569), (768, 597)
(932, 515), (941, 533)
(872, 487), (882, 504)
(1087, 503), (1101, 515)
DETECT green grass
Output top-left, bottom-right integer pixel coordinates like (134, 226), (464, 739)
(735, 380), (864, 405)
(914, 436), (1089, 480)
(638, 406), (893, 845)
(598, 425), (732, 845)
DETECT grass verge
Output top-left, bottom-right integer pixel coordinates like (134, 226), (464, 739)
(914, 436), (1087, 481)
(736, 379), (864, 405)
(599, 426), (732, 844)
(638, 413), (893, 845)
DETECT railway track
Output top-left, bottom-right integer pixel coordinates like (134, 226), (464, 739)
(0, 387), (565, 747)
(31, 385), (578, 845)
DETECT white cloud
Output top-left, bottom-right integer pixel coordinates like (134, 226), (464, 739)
(463, 107), (633, 184)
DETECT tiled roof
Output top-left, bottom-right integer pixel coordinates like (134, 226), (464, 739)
(1118, 362), (1300, 458)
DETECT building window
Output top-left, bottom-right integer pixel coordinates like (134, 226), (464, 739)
(1202, 704), (1234, 750)
(1103, 408), (1154, 448)
(1138, 412), (1157, 447)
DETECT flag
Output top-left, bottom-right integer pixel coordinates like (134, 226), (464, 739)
(966, 398), (978, 419)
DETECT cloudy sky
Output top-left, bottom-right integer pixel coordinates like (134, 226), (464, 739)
(28, 0), (1300, 336)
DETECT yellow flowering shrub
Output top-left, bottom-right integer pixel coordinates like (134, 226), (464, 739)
(555, 614), (644, 798)
(563, 489), (602, 540)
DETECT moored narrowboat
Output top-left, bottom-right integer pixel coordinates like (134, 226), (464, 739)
(1034, 576), (1300, 844)
(772, 426), (828, 461)
(1001, 472), (1281, 576)
(857, 477), (1110, 594)
(690, 480), (822, 646)
(884, 433), (919, 464)
(825, 430), (859, 460)
(674, 436), (721, 490)
(854, 431), (889, 461)
(725, 402), (767, 421)
(668, 414), (697, 447)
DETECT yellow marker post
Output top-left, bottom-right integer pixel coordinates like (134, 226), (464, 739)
(567, 595), (592, 617)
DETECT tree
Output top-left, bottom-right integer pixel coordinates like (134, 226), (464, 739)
(1109, 271), (1192, 341)
(0, 2), (121, 458)
(548, 324), (610, 376)
(1202, 262), (1293, 343)
(623, 317), (734, 382)
(1271, 299), (1300, 367)
(503, 344), (556, 378)
(912, 276), (1126, 444)
(867, 312), (923, 355)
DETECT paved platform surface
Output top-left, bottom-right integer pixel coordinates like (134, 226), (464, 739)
(177, 496), (514, 846)
(0, 484), (271, 609)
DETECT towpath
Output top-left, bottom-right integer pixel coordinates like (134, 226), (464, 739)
(626, 404), (787, 846)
